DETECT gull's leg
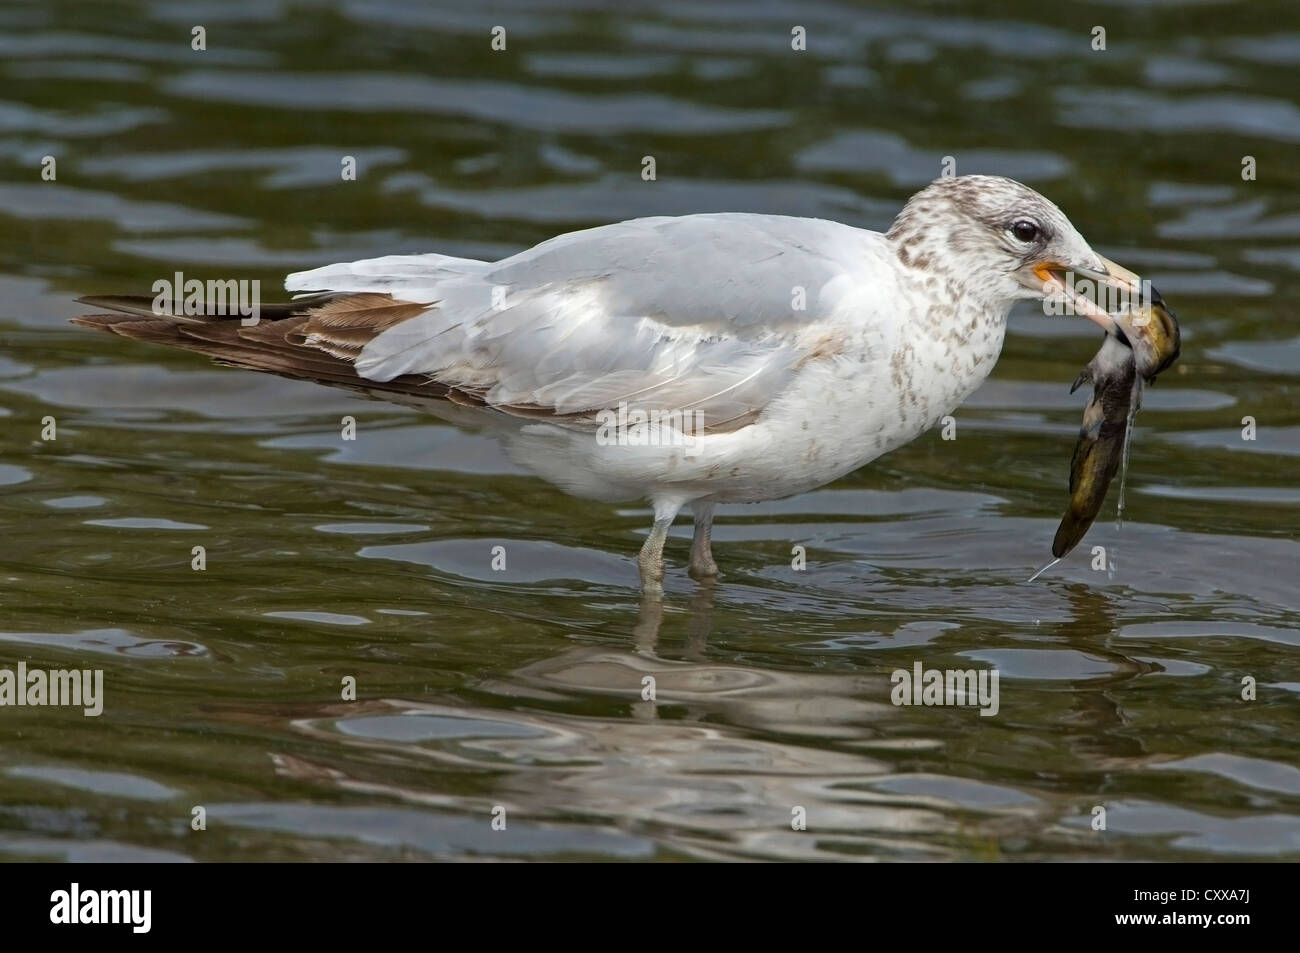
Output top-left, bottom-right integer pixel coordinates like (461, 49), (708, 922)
(637, 499), (682, 591)
(688, 502), (719, 581)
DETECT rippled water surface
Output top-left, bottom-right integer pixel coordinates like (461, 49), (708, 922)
(1, 0), (1298, 861)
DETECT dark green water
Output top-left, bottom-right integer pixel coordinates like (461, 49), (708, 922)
(0, 0), (1297, 861)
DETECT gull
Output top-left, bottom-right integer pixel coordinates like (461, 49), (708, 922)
(75, 175), (1145, 590)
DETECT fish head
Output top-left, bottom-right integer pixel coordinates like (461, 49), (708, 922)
(1118, 285), (1181, 382)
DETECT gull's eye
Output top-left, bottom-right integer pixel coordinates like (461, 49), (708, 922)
(1010, 219), (1040, 243)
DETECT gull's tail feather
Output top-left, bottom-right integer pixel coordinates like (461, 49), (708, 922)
(71, 292), (468, 408)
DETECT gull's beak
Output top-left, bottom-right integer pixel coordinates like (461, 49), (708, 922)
(1029, 253), (1142, 337)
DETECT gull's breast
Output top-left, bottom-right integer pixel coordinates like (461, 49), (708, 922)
(494, 298), (1007, 506)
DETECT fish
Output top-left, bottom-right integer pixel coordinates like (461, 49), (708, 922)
(1051, 288), (1181, 559)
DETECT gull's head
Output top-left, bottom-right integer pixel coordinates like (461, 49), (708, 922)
(887, 175), (1145, 340)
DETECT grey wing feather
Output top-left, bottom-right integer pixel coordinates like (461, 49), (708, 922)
(285, 214), (882, 429)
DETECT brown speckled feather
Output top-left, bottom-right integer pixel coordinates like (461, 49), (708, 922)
(71, 293), (482, 409)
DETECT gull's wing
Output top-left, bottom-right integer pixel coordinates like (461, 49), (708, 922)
(287, 213), (891, 431)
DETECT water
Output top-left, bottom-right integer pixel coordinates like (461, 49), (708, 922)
(1117, 378), (1141, 530)
(0, 0), (1298, 861)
